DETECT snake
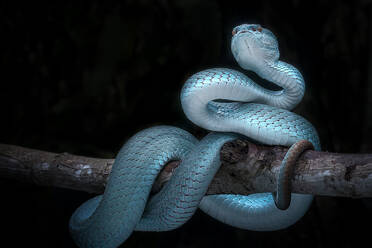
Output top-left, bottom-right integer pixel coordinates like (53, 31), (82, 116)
(69, 24), (320, 248)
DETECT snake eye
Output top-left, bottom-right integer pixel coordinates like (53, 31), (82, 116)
(233, 29), (248, 36)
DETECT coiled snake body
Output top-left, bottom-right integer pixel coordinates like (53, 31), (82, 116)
(70, 24), (320, 248)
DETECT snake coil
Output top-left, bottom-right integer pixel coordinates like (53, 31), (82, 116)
(70, 24), (320, 248)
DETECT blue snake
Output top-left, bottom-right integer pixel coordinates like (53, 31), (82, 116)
(69, 24), (320, 248)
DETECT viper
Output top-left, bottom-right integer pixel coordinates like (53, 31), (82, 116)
(70, 24), (320, 248)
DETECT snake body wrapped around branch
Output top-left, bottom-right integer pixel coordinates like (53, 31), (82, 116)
(69, 24), (320, 248)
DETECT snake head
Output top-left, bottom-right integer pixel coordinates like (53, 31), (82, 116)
(231, 24), (280, 72)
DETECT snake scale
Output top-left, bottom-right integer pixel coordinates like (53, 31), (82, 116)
(70, 24), (320, 248)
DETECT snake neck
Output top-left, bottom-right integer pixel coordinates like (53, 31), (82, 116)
(180, 61), (306, 133)
(257, 60), (305, 110)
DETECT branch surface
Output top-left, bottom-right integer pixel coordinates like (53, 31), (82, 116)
(0, 141), (371, 198)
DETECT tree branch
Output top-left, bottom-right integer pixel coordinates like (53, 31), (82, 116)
(0, 141), (371, 198)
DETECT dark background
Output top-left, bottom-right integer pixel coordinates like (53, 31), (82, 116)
(1, 0), (372, 247)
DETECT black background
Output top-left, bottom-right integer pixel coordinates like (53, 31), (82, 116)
(1, 0), (372, 247)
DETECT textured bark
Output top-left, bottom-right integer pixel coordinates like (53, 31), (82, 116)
(0, 141), (371, 198)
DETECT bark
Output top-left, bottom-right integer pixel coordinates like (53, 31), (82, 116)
(0, 140), (371, 198)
